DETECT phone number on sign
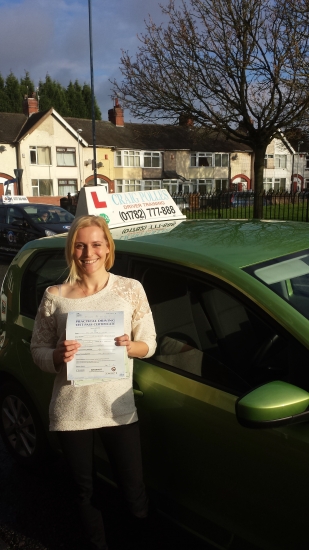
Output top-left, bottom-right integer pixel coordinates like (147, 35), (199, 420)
(119, 206), (176, 222)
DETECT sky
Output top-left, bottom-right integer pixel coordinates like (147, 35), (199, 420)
(0, 0), (174, 121)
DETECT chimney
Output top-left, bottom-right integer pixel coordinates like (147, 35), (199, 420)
(179, 113), (194, 126)
(23, 92), (39, 117)
(108, 98), (124, 127)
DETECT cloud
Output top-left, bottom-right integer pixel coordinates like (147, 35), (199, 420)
(0, 0), (178, 119)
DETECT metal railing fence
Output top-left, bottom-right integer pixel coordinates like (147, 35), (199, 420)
(172, 191), (309, 222)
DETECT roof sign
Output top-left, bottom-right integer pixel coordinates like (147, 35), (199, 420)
(0, 195), (29, 203)
(111, 219), (184, 240)
(76, 187), (186, 228)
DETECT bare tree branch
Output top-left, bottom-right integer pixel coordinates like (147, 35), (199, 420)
(112, 0), (309, 217)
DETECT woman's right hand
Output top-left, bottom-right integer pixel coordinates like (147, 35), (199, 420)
(53, 340), (81, 367)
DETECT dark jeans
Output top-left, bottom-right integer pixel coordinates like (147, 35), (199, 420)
(58, 422), (148, 550)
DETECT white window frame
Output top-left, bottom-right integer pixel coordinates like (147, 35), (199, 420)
(115, 180), (142, 193)
(263, 177), (273, 191)
(275, 155), (287, 169)
(191, 152), (213, 167)
(30, 146), (52, 166)
(31, 179), (54, 196)
(190, 179), (214, 193)
(124, 150), (140, 167)
(58, 179), (78, 196)
(264, 154), (274, 168)
(115, 150), (141, 167)
(143, 151), (161, 168)
(274, 178), (286, 191)
(214, 154), (229, 167)
(144, 180), (161, 190)
(56, 147), (76, 167)
(215, 179), (229, 191)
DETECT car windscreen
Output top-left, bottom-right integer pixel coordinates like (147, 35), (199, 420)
(243, 249), (309, 320)
(22, 205), (74, 224)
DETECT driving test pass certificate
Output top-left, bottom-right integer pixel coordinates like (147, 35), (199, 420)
(66, 311), (127, 381)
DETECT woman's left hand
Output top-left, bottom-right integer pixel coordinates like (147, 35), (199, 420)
(114, 335), (149, 358)
(114, 334), (132, 354)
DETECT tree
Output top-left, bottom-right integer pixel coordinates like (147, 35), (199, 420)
(0, 74), (8, 112)
(82, 83), (102, 120)
(20, 71), (35, 99)
(66, 80), (87, 118)
(5, 72), (21, 113)
(113, 0), (309, 217)
(38, 75), (69, 115)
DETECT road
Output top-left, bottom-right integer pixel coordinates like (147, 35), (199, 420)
(0, 256), (213, 550)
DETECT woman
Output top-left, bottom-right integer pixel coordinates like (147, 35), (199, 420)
(31, 215), (157, 550)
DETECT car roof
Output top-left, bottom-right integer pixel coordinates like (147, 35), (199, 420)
(13, 219), (309, 349)
(19, 219), (309, 269)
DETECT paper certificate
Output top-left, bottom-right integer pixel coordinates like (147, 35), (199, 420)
(66, 311), (127, 381)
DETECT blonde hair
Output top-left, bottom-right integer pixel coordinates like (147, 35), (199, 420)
(65, 215), (115, 283)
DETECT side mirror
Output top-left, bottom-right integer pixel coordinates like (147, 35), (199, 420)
(12, 218), (23, 227)
(236, 381), (309, 429)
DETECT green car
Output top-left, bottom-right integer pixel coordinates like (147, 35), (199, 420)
(2, 218), (309, 550)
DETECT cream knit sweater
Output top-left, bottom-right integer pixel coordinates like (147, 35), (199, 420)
(30, 273), (157, 431)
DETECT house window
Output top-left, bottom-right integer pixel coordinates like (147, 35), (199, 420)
(263, 177), (273, 191)
(30, 146), (51, 165)
(274, 178), (286, 191)
(124, 151), (140, 167)
(214, 154), (229, 167)
(144, 180), (161, 190)
(115, 150), (141, 167)
(190, 179), (213, 193)
(115, 180), (142, 193)
(191, 153), (213, 167)
(56, 147), (76, 167)
(215, 179), (228, 191)
(275, 155), (287, 169)
(58, 179), (78, 196)
(144, 152), (161, 168)
(264, 154), (274, 168)
(31, 179), (53, 196)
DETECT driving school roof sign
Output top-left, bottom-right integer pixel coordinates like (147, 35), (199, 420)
(75, 187), (186, 228)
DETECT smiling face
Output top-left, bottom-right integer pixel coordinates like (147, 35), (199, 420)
(73, 225), (110, 277)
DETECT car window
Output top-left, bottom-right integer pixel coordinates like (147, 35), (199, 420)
(131, 262), (297, 394)
(22, 205), (74, 224)
(0, 206), (6, 223)
(20, 252), (68, 318)
(110, 253), (129, 277)
(7, 207), (24, 225)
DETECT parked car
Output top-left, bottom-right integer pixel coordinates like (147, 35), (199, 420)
(2, 218), (309, 549)
(231, 191), (273, 208)
(0, 199), (74, 255)
(231, 190), (254, 207)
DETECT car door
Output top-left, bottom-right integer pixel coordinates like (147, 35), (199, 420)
(0, 205), (7, 252)
(15, 250), (69, 440)
(1, 206), (35, 253)
(130, 260), (309, 550)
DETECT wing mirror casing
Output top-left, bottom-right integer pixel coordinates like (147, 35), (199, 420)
(236, 381), (309, 429)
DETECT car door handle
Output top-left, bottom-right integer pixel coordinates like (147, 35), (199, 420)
(21, 339), (31, 348)
(133, 388), (144, 399)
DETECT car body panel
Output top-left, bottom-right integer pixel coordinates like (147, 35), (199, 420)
(134, 358), (309, 549)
